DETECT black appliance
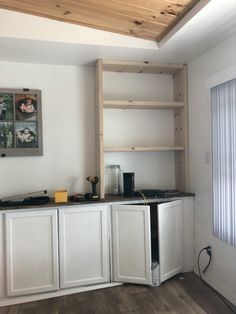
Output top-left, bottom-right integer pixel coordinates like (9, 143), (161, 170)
(123, 172), (135, 197)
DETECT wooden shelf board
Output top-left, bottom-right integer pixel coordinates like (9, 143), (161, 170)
(104, 146), (185, 152)
(102, 59), (184, 74)
(103, 100), (184, 110)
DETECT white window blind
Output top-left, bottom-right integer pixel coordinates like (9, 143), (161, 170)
(212, 78), (236, 247)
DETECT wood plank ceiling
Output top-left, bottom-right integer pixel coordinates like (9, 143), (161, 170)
(0, 0), (201, 41)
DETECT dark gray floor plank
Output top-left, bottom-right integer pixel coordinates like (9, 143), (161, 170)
(111, 285), (140, 313)
(94, 288), (121, 314)
(0, 273), (235, 314)
(178, 273), (236, 314)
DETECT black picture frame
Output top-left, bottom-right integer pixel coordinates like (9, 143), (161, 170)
(0, 88), (43, 157)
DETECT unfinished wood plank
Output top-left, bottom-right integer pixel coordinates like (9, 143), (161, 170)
(95, 59), (105, 198)
(0, 0), (160, 40)
(103, 100), (184, 110)
(102, 59), (184, 74)
(67, 0), (174, 26)
(104, 146), (185, 152)
(174, 65), (189, 192)
(0, 0), (202, 41)
(158, 0), (202, 41)
(0, 0), (157, 38)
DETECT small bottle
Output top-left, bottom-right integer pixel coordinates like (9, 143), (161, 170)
(110, 165), (121, 195)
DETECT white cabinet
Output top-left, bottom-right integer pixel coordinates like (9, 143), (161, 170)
(1, 197), (192, 302)
(112, 204), (152, 285)
(59, 205), (109, 288)
(111, 200), (183, 286)
(5, 209), (59, 297)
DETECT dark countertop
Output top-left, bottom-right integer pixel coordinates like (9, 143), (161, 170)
(105, 192), (194, 201)
(0, 192), (195, 211)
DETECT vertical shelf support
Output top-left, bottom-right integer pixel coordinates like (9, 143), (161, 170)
(174, 65), (189, 191)
(95, 60), (105, 198)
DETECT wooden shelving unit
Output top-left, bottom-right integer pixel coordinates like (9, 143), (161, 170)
(104, 146), (185, 152)
(95, 59), (189, 198)
(102, 59), (184, 74)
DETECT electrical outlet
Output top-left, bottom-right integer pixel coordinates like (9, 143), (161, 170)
(206, 245), (212, 257)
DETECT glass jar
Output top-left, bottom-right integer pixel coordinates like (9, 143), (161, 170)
(110, 165), (121, 195)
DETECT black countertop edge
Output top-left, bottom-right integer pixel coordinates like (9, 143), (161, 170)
(0, 192), (195, 211)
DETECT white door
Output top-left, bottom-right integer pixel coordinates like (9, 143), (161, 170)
(158, 200), (183, 282)
(59, 205), (109, 288)
(112, 204), (152, 285)
(5, 209), (59, 297)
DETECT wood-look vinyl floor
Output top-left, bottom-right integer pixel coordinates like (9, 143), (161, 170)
(0, 273), (235, 314)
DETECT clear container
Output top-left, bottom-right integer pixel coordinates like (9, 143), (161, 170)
(110, 165), (121, 195)
(151, 261), (160, 287)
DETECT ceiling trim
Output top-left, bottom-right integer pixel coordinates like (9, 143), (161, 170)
(205, 64), (236, 89)
(159, 0), (211, 46)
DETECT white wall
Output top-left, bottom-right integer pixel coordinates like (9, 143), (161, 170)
(0, 62), (177, 197)
(0, 62), (95, 197)
(188, 33), (236, 304)
(103, 72), (176, 192)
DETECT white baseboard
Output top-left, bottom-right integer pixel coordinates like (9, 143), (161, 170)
(194, 270), (236, 306)
(0, 282), (122, 307)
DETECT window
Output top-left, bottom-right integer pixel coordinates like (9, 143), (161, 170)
(212, 78), (236, 247)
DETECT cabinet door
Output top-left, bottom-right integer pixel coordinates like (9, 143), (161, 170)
(59, 205), (109, 289)
(5, 209), (59, 297)
(0, 213), (5, 299)
(112, 204), (152, 285)
(158, 200), (183, 282)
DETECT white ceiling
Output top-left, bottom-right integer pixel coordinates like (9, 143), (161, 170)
(0, 0), (236, 66)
